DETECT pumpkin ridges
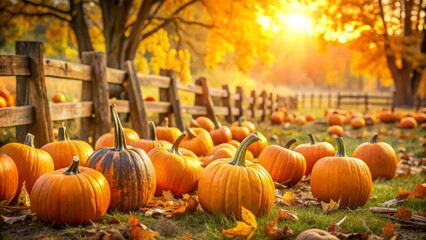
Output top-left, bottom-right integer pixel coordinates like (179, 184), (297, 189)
(0, 154), (18, 205)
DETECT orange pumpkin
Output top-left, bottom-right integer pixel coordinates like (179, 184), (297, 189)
(155, 117), (182, 144)
(305, 114), (315, 122)
(231, 116), (256, 133)
(52, 92), (66, 103)
(379, 109), (395, 123)
(231, 117), (251, 142)
(0, 154), (18, 205)
(130, 121), (166, 154)
(364, 113), (377, 126)
(400, 116), (417, 129)
(413, 112), (426, 123)
(95, 127), (140, 149)
(326, 112), (345, 126)
(189, 116), (215, 132)
(350, 117), (366, 129)
(295, 116), (307, 125)
(209, 117), (232, 145)
(180, 127), (214, 157)
(257, 138), (306, 186)
(295, 133), (336, 176)
(327, 125), (344, 137)
(352, 133), (397, 180)
(247, 131), (268, 158)
(270, 111), (285, 124)
(200, 143), (237, 167)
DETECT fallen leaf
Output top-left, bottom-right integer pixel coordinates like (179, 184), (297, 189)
(393, 207), (412, 220)
(409, 182), (426, 198)
(277, 209), (299, 221)
(17, 182), (30, 207)
(264, 217), (294, 240)
(396, 187), (410, 200)
(87, 228), (126, 240)
(241, 206), (257, 228)
(144, 207), (165, 217)
(179, 232), (192, 240)
(129, 215), (160, 240)
(382, 221), (396, 240)
(321, 199), (340, 213)
(222, 221), (254, 239)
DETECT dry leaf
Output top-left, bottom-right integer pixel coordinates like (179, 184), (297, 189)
(144, 207), (165, 217)
(1, 209), (34, 224)
(393, 208), (412, 220)
(409, 183), (426, 198)
(129, 215), (160, 240)
(87, 228), (126, 240)
(241, 206), (257, 228)
(264, 217), (294, 239)
(382, 221), (396, 240)
(396, 187), (410, 200)
(222, 221), (254, 239)
(321, 199), (340, 213)
(277, 209), (299, 221)
(179, 232), (192, 240)
(17, 182), (30, 207)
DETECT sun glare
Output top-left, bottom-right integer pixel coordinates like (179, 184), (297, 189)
(281, 13), (313, 34)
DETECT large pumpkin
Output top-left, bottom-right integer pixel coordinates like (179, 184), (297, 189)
(0, 133), (54, 199)
(148, 133), (203, 197)
(294, 133), (335, 176)
(0, 154), (18, 205)
(197, 133), (275, 217)
(310, 137), (372, 208)
(352, 133), (397, 180)
(130, 121), (166, 154)
(257, 138), (306, 186)
(41, 123), (94, 169)
(209, 117), (232, 145)
(180, 127), (214, 157)
(30, 156), (110, 225)
(85, 104), (156, 211)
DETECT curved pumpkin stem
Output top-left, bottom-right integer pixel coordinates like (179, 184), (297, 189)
(110, 104), (127, 151)
(335, 137), (348, 157)
(64, 156), (80, 175)
(238, 116), (245, 126)
(189, 118), (201, 128)
(147, 121), (158, 141)
(185, 126), (197, 139)
(23, 133), (35, 148)
(230, 132), (260, 167)
(370, 133), (378, 144)
(213, 116), (222, 129)
(307, 133), (316, 145)
(169, 133), (186, 155)
(283, 138), (297, 149)
(161, 117), (169, 127)
(58, 122), (71, 141)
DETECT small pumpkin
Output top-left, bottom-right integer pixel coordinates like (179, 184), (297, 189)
(200, 143), (237, 167)
(85, 104), (156, 211)
(30, 156), (110, 225)
(399, 116), (417, 129)
(350, 116), (366, 129)
(41, 123), (94, 169)
(295, 229), (339, 240)
(189, 116), (215, 132)
(364, 113), (377, 126)
(310, 137), (372, 208)
(326, 112), (345, 126)
(352, 133), (398, 180)
(247, 131), (268, 158)
(230, 117), (251, 142)
(148, 133), (203, 197)
(52, 92), (66, 103)
(413, 112), (426, 123)
(0, 154), (18, 205)
(257, 138), (306, 186)
(327, 125), (344, 137)
(155, 117), (182, 144)
(231, 116), (256, 133)
(305, 113), (315, 122)
(379, 109), (395, 123)
(295, 116), (307, 125)
(0, 133), (54, 199)
(197, 133), (275, 217)
(294, 133), (335, 176)
(130, 121), (166, 154)
(270, 111), (285, 124)
(180, 127), (214, 157)
(209, 117), (232, 145)
(95, 126), (140, 150)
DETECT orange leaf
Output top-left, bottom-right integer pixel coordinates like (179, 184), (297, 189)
(409, 183), (426, 198)
(277, 209), (299, 221)
(264, 217), (294, 239)
(129, 215), (160, 240)
(179, 232), (192, 239)
(241, 206), (258, 228)
(396, 187), (411, 200)
(393, 207), (412, 220)
(382, 221), (396, 240)
(222, 221), (254, 239)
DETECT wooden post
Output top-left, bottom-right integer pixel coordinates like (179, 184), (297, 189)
(310, 93), (314, 108)
(15, 41), (53, 147)
(235, 86), (244, 121)
(165, 70), (184, 130)
(123, 60), (148, 139)
(222, 84), (233, 123)
(250, 90), (257, 118)
(301, 93), (305, 108)
(81, 51), (111, 144)
(261, 90), (267, 121)
(328, 92), (332, 108)
(159, 70), (173, 125)
(364, 93), (369, 112)
(337, 92), (341, 109)
(391, 91), (396, 112)
(319, 93), (322, 108)
(194, 77), (216, 121)
(269, 92), (274, 114)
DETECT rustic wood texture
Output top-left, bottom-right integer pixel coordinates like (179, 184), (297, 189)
(249, 90), (257, 118)
(123, 60), (148, 139)
(194, 77), (216, 121)
(0, 55), (30, 76)
(15, 41), (53, 147)
(44, 58), (91, 81)
(221, 84), (233, 123)
(167, 71), (184, 130)
(158, 70), (174, 126)
(0, 106), (34, 127)
(138, 73), (170, 88)
(261, 90), (267, 121)
(235, 86), (244, 120)
(81, 51), (111, 144)
(49, 102), (93, 121)
(80, 53), (95, 144)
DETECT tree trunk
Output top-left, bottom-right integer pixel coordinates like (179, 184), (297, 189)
(69, 0), (93, 58)
(393, 66), (415, 106)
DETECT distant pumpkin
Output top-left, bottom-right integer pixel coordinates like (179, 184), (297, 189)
(52, 92), (66, 103)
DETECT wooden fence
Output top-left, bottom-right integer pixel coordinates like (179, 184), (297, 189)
(1, 41), (300, 147)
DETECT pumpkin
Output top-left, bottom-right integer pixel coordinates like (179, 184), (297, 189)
(295, 116), (307, 125)
(284, 113), (294, 123)
(399, 116), (417, 128)
(352, 133), (398, 180)
(0, 154), (18, 205)
(230, 117), (251, 142)
(379, 109), (395, 123)
(327, 125), (344, 137)
(180, 127), (214, 157)
(310, 137), (372, 208)
(231, 116), (256, 133)
(350, 116), (366, 129)
(95, 126), (140, 150)
(41, 123), (94, 169)
(200, 143), (237, 167)
(0, 96), (6, 108)
(364, 113), (377, 126)
(0, 86), (15, 107)
(326, 112), (345, 126)
(52, 92), (66, 103)
(130, 121), (166, 154)
(30, 156), (110, 225)
(209, 116), (232, 145)
(85, 104), (156, 211)
(148, 133), (203, 197)
(189, 116), (215, 132)
(305, 113), (315, 122)
(247, 131), (268, 158)
(0, 133), (54, 199)
(257, 138), (306, 186)
(294, 133), (335, 176)
(155, 117), (182, 144)
(418, 107), (426, 114)
(414, 112), (426, 123)
(197, 133), (275, 217)
(270, 111), (285, 124)
(295, 229), (339, 240)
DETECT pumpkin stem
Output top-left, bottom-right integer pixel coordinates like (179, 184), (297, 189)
(110, 104), (127, 151)
(230, 132), (260, 167)
(213, 116), (222, 129)
(23, 133), (35, 147)
(169, 133), (186, 155)
(148, 121), (158, 141)
(307, 133), (316, 145)
(185, 126), (197, 139)
(238, 116), (245, 126)
(335, 137), (348, 157)
(64, 156), (80, 175)
(58, 122), (71, 141)
(283, 138), (297, 149)
(370, 133), (378, 144)
(161, 117), (169, 127)
(189, 118), (201, 128)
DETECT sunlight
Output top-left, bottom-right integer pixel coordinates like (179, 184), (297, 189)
(280, 12), (314, 35)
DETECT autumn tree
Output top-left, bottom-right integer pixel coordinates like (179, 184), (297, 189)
(313, 0), (426, 106)
(1, 0), (279, 86)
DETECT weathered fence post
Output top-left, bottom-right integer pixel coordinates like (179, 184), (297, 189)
(159, 70), (184, 130)
(261, 90), (267, 121)
(250, 90), (257, 118)
(364, 94), (369, 112)
(81, 51), (111, 145)
(269, 92), (274, 114)
(310, 93), (314, 108)
(318, 93), (322, 108)
(337, 92), (341, 109)
(123, 60), (148, 139)
(221, 84), (233, 123)
(235, 86), (244, 121)
(328, 92), (332, 108)
(15, 41), (53, 147)
(391, 91), (396, 112)
(194, 77), (216, 121)
(301, 93), (305, 108)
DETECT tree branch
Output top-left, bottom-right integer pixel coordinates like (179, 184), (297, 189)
(145, 0), (165, 28)
(22, 0), (70, 15)
(5, 9), (71, 22)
